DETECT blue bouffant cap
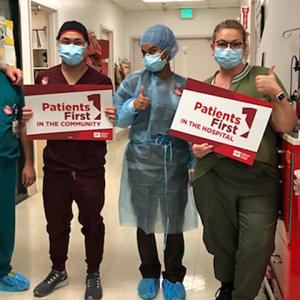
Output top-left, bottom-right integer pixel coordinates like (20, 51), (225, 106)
(140, 24), (179, 60)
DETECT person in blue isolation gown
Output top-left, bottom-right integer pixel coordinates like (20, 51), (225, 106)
(114, 24), (198, 300)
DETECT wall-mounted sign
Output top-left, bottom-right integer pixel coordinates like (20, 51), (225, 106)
(181, 9), (193, 19)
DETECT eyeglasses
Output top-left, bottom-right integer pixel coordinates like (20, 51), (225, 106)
(215, 40), (243, 50)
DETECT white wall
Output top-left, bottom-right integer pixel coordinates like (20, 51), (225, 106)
(123, 8), (240, 60)
(256, 0), (300, 93)
(20, 0), (126, 83)
(20, 2), (240, 83)
(31, 10), (46, 29)
(56, 0), (125, 64)
(21, 1), (240, 83)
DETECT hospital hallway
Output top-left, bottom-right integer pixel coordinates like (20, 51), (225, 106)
(4, 133), (267, 300)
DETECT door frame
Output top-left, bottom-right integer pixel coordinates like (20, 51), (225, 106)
(130, 36), (141, 72)
(29, 0), (58, 83)
(100, 24), (114, 88)
(28, 0), (58, 192)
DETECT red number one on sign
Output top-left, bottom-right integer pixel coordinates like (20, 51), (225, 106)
(240, 107), (257, 139)
(88, 94), (101, 120)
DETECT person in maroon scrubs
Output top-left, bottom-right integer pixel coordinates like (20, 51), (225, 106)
(24, 21), (115, 300)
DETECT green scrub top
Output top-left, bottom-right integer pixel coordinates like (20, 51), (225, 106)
(0, 73), (24, 164)
(193, 65), (290, 181)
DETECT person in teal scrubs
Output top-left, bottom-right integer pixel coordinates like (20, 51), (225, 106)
(0, 68), (36, 292)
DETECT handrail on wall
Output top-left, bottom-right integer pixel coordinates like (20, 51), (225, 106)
(283, 27), (300, 39)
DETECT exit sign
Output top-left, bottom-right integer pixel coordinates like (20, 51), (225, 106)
(181, 9), (193, 19)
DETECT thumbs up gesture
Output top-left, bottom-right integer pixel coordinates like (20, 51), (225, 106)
(133, 86), (150, 110)
(255, 65), (282, 100)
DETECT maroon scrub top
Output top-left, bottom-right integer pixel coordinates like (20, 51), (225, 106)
(36, 64), (112, 171)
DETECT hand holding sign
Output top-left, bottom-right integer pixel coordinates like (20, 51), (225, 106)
(133, 86), (150, 110)
(104, 106), (116, 124)
(255, 65), (283, 100)
(192, 143), (214, 158)
(22, 107), (33, 123)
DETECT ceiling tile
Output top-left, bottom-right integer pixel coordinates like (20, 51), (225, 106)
(112, 0), (240, 11)
(208, 0), (239, 8)
(146, 3), (180, 9)
(117, 2), (151, 10)
(178, 1), (209, 8)
(111, 0), (144, 3)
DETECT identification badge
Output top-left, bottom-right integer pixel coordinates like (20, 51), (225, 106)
(12, 120), (20, 138)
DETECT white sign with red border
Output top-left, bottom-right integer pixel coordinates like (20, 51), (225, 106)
(170, 78), (274, 165)
(25, 85), (113, 140)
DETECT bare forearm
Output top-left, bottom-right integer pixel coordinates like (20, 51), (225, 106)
(19, 121), (34, 165)
(256, 67), (298, 133)
(0, 62), (6, 72)
(271, 98), (297, 133)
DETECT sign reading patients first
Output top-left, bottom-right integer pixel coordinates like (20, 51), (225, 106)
(24, 85), (113, 140)
(170, 78), (274, 165)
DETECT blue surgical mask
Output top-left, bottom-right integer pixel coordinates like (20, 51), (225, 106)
(214, 48), (243, 69)
(143, 53), (167, 72)
(59, 44), (86, 66)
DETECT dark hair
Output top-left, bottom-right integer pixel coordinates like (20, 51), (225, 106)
(212, 20), (247, 43)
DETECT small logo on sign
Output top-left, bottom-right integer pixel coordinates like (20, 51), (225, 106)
(233, 150), (250, 161)
(233, 150), (241, 158)
(3, 105), (13, 116)
(94, 132), (101, 138)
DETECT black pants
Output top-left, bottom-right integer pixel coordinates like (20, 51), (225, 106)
(137, 228), (186, 283)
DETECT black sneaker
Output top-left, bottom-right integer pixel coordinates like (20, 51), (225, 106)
(215, 287), (233, 300)
(85, 271), (102, 300)
(33, 269), (68, 297)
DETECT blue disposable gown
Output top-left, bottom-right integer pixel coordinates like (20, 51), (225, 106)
(114, 69), (198, 234)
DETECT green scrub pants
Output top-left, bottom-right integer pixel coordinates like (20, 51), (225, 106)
(193, 158), (279, 300)
(0, 160), (17, 278)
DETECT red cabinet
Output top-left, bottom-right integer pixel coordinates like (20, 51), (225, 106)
(267, 134), (300, 300)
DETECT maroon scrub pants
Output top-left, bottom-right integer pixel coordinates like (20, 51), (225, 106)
(42, 166), (105, 274)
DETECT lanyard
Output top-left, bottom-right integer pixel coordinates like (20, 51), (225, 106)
(12, 104), (18, 121)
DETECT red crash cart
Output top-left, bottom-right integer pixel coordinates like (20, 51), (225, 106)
(266, 132), (300, 300)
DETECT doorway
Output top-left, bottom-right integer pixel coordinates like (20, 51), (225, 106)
(30, 1), (57, 183)
(131, 36), (218, 81)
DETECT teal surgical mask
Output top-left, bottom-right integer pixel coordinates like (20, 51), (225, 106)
(59, 44), (86, 66)
(143, 52), (167, 72)
(214, 48), (243, 69)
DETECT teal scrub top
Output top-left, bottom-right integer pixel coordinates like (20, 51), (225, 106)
(0, 73), (24, 163)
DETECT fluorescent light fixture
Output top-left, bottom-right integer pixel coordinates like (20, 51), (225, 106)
(143, 0), (205, 2)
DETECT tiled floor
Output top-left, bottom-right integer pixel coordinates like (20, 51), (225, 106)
(3, 135), (267, 299)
